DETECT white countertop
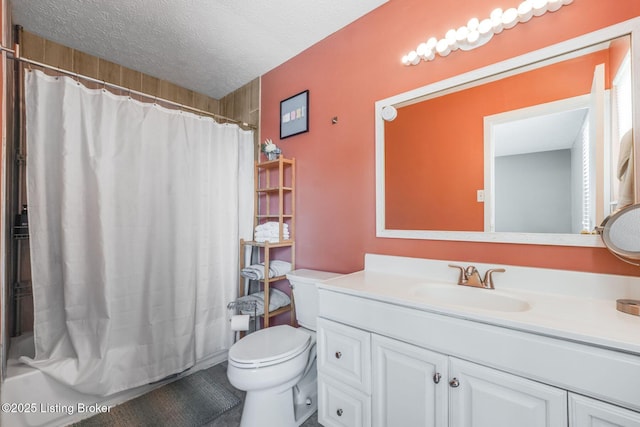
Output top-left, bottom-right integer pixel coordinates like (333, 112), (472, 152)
(317, 254), (640, 356)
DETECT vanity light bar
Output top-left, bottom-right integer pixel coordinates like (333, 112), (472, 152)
(401, 0), (574, 65)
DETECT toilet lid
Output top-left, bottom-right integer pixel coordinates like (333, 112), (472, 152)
(229, 325), (311, 368)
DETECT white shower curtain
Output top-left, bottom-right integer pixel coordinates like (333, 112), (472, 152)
(22, 69), (254, 396)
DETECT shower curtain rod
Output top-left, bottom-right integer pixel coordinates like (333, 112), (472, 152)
(0, 44), (257, 130)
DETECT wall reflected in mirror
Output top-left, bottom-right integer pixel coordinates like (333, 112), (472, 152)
(384, 35), (632, 235)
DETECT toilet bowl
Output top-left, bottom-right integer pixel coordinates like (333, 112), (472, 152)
(227, 269), (341, 427)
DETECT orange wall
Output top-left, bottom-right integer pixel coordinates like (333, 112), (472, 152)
(386, 49), (610, 231)
(261, 0), (640, 277)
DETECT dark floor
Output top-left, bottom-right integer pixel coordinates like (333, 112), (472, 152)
(203, 362), (322, 427)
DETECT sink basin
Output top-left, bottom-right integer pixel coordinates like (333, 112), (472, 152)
(409, 283), (531, 312)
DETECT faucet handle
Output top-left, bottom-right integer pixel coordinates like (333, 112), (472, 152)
(448, 264), (466, 284)
(464, 266), (478, 277)
(483, 268), (505, 289)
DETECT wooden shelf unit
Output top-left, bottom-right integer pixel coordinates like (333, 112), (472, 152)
(239, 157), (296, 328)
(253, 157), (295, 241)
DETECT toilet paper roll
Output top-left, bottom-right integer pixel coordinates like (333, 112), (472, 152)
(230, 314), (250, 331)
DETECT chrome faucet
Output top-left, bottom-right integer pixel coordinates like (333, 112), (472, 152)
(448, 264), (505, 289)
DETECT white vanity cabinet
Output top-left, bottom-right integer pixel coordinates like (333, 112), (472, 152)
(449, 358), (567, 427)
(318, 317), (569, 427)
(317, 274), (640, 427)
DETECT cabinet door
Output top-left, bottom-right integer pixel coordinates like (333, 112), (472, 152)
(449, 358), (567, 427)
(372, 334), (448, 427)
(570, 393), (640, 427)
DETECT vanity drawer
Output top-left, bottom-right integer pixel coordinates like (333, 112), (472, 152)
(318, 318), (372, 393)
(319, 373), (371, 427)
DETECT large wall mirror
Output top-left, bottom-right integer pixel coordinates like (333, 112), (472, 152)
(375, 18), (640, 246)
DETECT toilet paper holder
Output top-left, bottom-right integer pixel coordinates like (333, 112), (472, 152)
(227, 300), (258, 335)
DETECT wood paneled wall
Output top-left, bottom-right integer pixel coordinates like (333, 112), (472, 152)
(19, 29), (261, 128)
(220, 77), (260, 129)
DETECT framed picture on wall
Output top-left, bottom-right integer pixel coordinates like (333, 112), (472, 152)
(280, 90), (309, 139)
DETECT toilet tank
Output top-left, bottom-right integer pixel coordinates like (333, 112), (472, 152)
(286, 269), (341, 330)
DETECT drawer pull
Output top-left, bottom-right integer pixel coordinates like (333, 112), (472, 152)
(449, 378), (460, 388)
(335, 351), (342, 359)
(337, 408), (343, 416)
(433, 372), (441, 384)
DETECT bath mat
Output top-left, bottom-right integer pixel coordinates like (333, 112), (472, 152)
(75, 366), (240, 427)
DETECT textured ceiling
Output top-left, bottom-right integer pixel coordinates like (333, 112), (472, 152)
(495, 108), (588, 157)
(11, 0), (388, 99)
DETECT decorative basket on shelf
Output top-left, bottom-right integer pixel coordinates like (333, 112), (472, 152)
(261, 138), (281, 161)
(266, 151), (280, 161)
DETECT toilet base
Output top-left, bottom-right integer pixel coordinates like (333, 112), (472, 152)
(292, 358), (318, 425)
(241, 386), (297, 427)
(293, 387), (317, 426)
(238, 362), (318, 427)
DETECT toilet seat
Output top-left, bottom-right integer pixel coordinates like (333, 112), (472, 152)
(228, 325), (311, 369)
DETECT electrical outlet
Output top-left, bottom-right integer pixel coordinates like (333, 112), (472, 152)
(477, 190), (485, 202)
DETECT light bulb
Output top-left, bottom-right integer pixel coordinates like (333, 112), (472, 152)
(490, 8), (503, 20)
(445, 29), (458, 50)
(467, 30), (480, 44)
(456, 26), (470, 42)
(502, 7), (519, 29)
(426, 37), (438, 50)
(436, 38), (451, 56)
(490, 8), (504, 33)
(532, 0), (549, 16)
(518, 1), (534, 22)
(467, 17), (480, 31)
(477, 18), (492, 35)
(401, 55), (410, 65)
(416, 42), (428, 57)
(547, 0), (563, 11)
(425, 50), (436, 61)
(407, 50), (420, 65)
(445, 29), (457, 46)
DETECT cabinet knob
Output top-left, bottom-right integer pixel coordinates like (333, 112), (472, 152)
(336, 408), (343, 416)
(335, 351), (342, 359)
(433, 372), (441, 384)
(449, 378), (460, 388)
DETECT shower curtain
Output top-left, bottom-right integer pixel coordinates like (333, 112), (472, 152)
(22, 69), (254, 396)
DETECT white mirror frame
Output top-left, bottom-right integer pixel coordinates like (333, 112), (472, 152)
(375, 17), (640, 247)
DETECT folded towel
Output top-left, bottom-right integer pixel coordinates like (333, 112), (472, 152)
(236, 289), (291, 316)
(254, 230), (290, 238)
(240, 264), (271, 280)
(269, 260), (292, 277)
(254, 221), (290, 242)
(240, 261), (292, 280)
(255, 222), (288, 232)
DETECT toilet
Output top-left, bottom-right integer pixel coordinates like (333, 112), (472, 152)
(227, 269), (341, 427)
